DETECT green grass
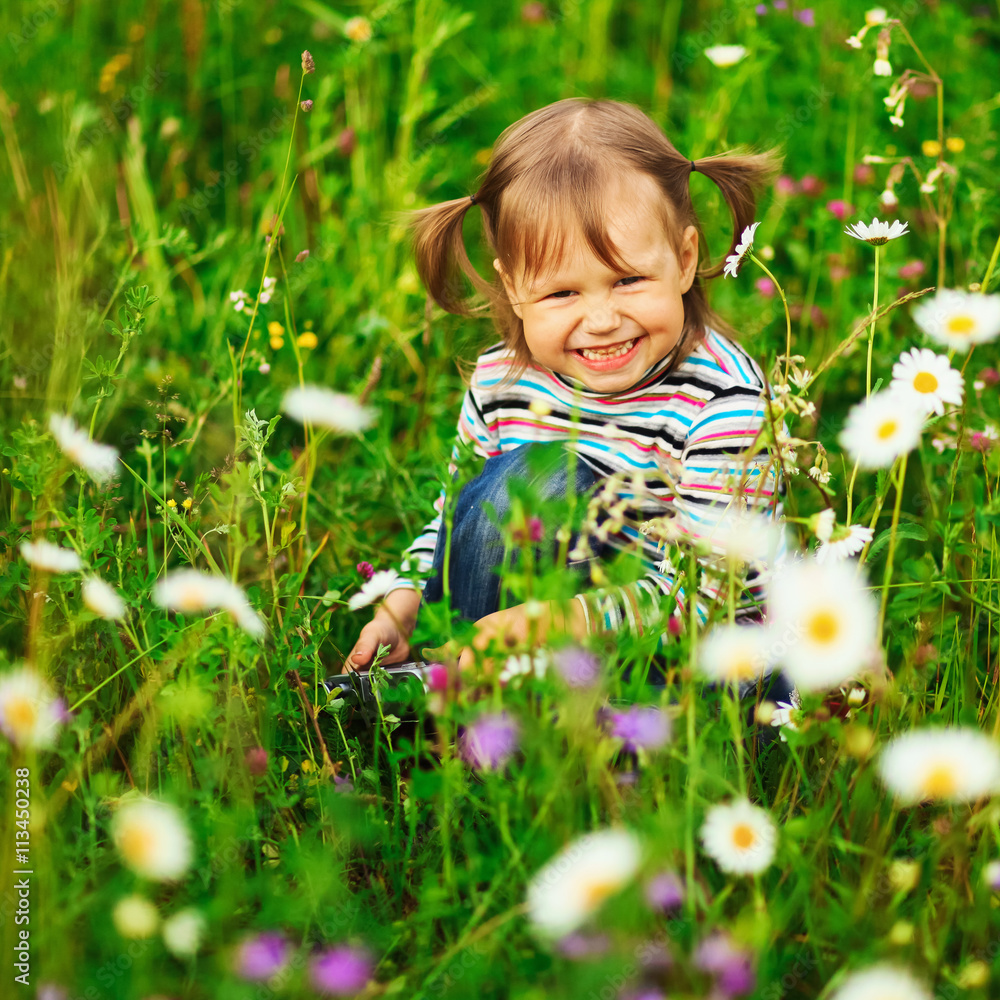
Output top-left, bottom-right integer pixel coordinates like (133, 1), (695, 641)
(1, 1), (1000, 998)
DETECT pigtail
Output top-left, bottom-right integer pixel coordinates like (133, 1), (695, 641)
(691, 148), (784, 279)
(396, 197), (495, 318)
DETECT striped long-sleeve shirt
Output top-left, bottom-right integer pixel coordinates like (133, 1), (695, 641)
(396, 328), (782, 633)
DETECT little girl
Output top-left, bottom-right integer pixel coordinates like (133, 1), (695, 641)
(346, 98), (784, 673)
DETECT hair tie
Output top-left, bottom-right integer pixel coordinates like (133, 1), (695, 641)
(689, 160), (698, 175)
(469, 194), (478, 205)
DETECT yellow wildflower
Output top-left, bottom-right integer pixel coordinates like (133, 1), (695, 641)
(945, 136), (965, 153)
(296, 332), (318, 349)
(166, 499), (177, 509)
(181, 498), (193, 510)
(267, 321), (284, 337)
(921, 139), (941, 158)
(269, 336), (284, 351)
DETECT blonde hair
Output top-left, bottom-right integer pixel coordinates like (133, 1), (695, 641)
(404, 98), (782, 382)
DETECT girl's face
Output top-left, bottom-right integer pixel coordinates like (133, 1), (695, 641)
(495, 181), (700, 394)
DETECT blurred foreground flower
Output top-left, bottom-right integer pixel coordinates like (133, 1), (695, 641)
(153, 569), (266, 639)
(235, 932), (290, 981)
(723, 222), (760, 278)
(20, 539), (82, 573)
(768, 558), (877, 692)
(112, 798), (192, 881)
(112, 895), (159, 939)
(700, 799), (777, 875)
(309, 945), (373, 996)
(609, 705), (671, 751)
(644, 870), (684, 912)
(553, 646), (601, 689)
(162, 908), (205, 958)
(829, 964), (931, 1000)
(0, 666), (68, 750)
(839, 390), (925, 469)
(48, 414), (119, 483)
(460, 712), (519, 770)
(526, 828), (641, 938)
(878, 727), (1000, 804)
(694, 931), (756, 997)
(346, 569), (401, 611)
(282, 385), (376, 434)
(844, 217), (908, 245)
(704, 44), (748, 67)
(890, 348), (963, 415)
(912, 289), (1000, 352)
(698, 624), (772, 685)
(83, 577), (127, 620)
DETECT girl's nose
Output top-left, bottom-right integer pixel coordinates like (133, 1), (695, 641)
(582, 296), (621, 336)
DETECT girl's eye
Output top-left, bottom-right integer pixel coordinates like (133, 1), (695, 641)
(546, 276), (644, 299)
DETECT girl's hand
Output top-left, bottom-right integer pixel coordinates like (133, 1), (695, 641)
(455, 599), (587, 673)
(345, 587), (422, 671)
(345, 616), (411, 671)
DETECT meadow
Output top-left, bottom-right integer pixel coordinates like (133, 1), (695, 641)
(2, 1), (1000, 998)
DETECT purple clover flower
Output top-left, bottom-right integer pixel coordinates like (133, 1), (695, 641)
(460, 712), (519, 770)
(610, 705), (671, 752)
(694, 932), (756, 998)
(644, 870), (685, 912)
(356, 561), (374, 580)
(555, 932), (610, 959)
(235, 932), (290, 981)
(795, 8), (815, 26)
(309, 945), (373, 996)
(553, 646), (601, 689)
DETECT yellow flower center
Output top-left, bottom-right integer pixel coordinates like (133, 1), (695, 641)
(876, 420), (898, 441)
(178, 588), (206, 611)
(731, 823), (757, 850)
(807, 611), (840, 645)
(729, 657), (756, 680)
(946, 315), (975, 335)
(912, 372), (938, 393)
(119, 825), (156, 868)
(582, 878), (620, 911)
(921, 764), (957, 799)
(6, 696), (37, 736)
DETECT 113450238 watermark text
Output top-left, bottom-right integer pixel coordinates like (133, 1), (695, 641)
(12, 767), (32, 987)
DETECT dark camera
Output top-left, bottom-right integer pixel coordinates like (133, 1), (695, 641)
(322, 662), (431, 724)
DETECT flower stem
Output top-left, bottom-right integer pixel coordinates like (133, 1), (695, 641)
(878, 452), (909, 641)
(750, 254), (791, 381)
(981, 230), (1000, 294)
(866, 245), (881, 399)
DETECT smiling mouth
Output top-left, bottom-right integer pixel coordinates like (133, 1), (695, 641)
(574, 337), (639, 360)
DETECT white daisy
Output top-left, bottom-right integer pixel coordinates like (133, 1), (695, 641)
(703, 45), (748, 67)
(112, 895), (160, 939)
(829, 964), (932, 1000)
(767, 557), (878, 693)
(698, 624), (773, 685)
(699, 799), (777, 875)
(890, 347), (963, 415)
(816, 524), (874, 563)
(911, 289), (1000, 352)
(723, 222), (761, 278)
(153, 569), (266, 639)
(499, 650), (550, 686)
(526, 828), (641, 938)
(281, 386), (377, 434)
(769, 694), (801, 743)
(0, 666), (67, 750)
(162, 908), (206, 958)
(878, 727), (1000, 805)
(20, 539), (82, 574)
(347, 569), (402, 611)
(112, 798), (193, 881)
(814, 508), (835, 543)
(844, 217), (909, 245)
(839, 389), (925, 469)
(83, 577), (127, 620)
(694, 506), (786, 568)
(48, 414), (120, 484)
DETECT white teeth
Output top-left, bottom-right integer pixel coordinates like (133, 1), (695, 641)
(579, 338), (636, 361)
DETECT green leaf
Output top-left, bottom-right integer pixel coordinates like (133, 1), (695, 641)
(866, 523), (929, 564)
